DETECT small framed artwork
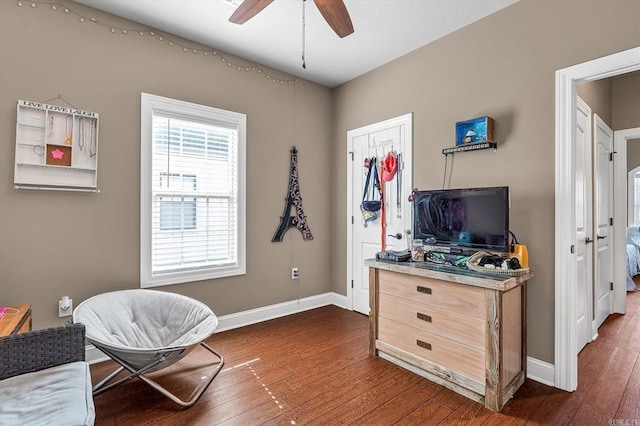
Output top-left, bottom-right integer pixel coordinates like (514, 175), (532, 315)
(46, 144), (72, 167)
(455, 116), (494, 146)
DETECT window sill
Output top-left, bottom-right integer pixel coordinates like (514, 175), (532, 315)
(141, 264), (246, 288)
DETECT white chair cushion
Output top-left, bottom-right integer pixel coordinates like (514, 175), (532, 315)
(0, 361), (95, 426)
(73, 289), (218, 351)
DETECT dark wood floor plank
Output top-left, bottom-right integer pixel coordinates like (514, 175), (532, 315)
(215, 397), (292, 426)
(522, 387), (575, 426)
(394, 400), (453, 425)
(483, 380), (551, 425)
(616, 356), (640, 420)
(571, 346), (638, 423)
(270, 362), (404, 425)
(282, 335), (371, 390)
(279, 354), (384, 407)
(357, 378), (443, 425)
(438, 398), (493, 424)
(310, 369), (422, 425)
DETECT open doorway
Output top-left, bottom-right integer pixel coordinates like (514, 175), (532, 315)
(555, 47), (640, 392)
(615, 129), (640, 297)
(575, 72), (640, 343)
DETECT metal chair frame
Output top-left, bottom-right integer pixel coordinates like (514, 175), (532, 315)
(93, 342), (224, 408)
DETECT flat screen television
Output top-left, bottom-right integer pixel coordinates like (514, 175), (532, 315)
(412, 186), (509, 253)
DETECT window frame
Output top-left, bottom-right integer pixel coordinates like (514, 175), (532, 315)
(629, 166), (640, 226)
(140, 93), (246, 288)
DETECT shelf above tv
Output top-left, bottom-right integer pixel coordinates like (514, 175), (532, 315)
(442, 142), (497, 155)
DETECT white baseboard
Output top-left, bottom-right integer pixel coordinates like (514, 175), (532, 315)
(330, 291), (349, 310)
(527, 356), (555, 386)
(216, 292), (341, 332)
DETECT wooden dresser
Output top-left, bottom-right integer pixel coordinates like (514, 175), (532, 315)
(0, 304), (32, 337)
(366, 260), (533, 412)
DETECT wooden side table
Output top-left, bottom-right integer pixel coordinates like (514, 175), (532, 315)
(0, 304), (32, 337)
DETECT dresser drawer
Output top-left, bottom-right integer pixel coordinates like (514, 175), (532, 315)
(378, 292), (485, 350)
(378, 317), (485, 382)
(378, 269), (485, 318)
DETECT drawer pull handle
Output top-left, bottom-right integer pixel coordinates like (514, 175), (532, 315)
(417, 286), (432, 294)
(417, 340), (432, 350)
(417, 312), (432, 322)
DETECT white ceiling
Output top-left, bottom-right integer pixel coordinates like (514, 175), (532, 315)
(75, 0), (518, 88)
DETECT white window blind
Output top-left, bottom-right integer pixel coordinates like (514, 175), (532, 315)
(141, 94), (246, 287)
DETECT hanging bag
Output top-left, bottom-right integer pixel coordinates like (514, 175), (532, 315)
(361, 157), (382, 212)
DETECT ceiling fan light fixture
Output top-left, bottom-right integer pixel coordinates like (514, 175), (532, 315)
(228, 0), (353, 38)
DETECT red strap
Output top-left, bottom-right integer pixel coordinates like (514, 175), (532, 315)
(380, 181), (386, 251)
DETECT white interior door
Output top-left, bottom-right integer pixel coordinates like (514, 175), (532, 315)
(347, 114), (413, 315)
(575, 96), (593, 353)
(593, 114), (614, 330)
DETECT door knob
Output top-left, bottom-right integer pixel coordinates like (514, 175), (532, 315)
(388, 233), (402, 240)
(597, 235), (606, 240)
(585, 237), (593, 244)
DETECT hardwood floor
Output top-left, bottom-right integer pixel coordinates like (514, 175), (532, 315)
(91, 292), (640, 425)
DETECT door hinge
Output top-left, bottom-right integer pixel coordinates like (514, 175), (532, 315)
(351, 216), (354, 225)
(349, 151), (354, 161)
(351, 280), (354, 288)
(610, 217), (613, 226)
(570, 244), (575, 254)
(610, 282), (614, 291)
(609, 151), (617, 161)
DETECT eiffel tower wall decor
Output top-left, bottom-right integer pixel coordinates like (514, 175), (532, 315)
(272, 146), (313, 242)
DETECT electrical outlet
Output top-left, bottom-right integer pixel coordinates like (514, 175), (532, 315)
(58, 296), (73, 317)
(291, 267), (299, 280)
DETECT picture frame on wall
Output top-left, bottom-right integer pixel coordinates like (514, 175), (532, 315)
(455, 116), (494, 146)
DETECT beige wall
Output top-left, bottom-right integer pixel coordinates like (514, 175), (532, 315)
(612, 71), (640, 131)
(612, 72), (640, 171)
(331, 0), (640, 364)
(578, 71), (640, 170)
(0, 1), (332, 328)
(577, 79), (612, 127)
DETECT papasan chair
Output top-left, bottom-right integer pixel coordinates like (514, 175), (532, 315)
(73, 289), (224, 408)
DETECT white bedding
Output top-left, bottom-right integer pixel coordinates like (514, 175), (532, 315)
(627, 227), (640, 291)
(628, 243), (640, 291)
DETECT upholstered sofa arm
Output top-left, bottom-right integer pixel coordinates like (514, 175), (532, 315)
(0, 323), (85, 380)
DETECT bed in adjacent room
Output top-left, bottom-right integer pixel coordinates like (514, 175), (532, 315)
(627, 227), (640, 291)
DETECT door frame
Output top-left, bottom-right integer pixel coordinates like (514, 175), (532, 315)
(346, 112), (413, 311)
(555, 46), (640, 392)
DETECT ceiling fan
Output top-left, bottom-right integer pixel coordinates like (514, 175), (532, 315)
(229, 0), (354, 38)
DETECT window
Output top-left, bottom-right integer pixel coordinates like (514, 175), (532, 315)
(159, 173), (196, 231)
(141, 93), (246, 287)
(629, 166), (640, 226)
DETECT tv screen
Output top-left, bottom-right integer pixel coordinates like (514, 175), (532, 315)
(412, 186), (509, 253)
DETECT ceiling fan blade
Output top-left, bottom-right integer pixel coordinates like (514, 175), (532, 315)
(229, 0), (274, 25)
(313, 0), (354, 38)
